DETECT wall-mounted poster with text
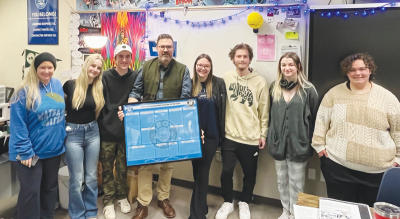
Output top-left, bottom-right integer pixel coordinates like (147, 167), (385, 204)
(28, 0), (58, 45)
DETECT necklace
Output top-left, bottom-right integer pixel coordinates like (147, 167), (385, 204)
(42, 82), (53, 97)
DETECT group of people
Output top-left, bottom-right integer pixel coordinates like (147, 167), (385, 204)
(8, 33), (400, 219)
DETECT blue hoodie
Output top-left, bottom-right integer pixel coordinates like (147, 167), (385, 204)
(9, 78), (66, 161)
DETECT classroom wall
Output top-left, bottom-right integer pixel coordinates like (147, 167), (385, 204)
(0, 0), (353, 201)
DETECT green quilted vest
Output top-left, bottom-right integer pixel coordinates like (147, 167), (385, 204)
(142, 58), (186, 101)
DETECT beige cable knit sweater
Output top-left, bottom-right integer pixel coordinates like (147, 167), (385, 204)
(312, 82), (400, 173)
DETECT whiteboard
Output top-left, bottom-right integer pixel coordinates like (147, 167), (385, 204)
(146, 7), (307, 84)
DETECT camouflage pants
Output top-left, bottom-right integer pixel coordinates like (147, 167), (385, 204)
(99, 141), (128, 206)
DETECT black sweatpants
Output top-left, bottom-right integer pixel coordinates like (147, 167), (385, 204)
(189, 141), (219, 219)
(320, 156), (384, 207)
(220, 138), (259, 203)
(12, 155), (62, 219)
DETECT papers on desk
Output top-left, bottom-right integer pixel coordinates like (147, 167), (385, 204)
(294, 204), (319, 219)
(319, 198), (372, 219)
(294, 198), (372, 219)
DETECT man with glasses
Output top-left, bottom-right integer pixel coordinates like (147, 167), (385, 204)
(127, 34), (191, 219)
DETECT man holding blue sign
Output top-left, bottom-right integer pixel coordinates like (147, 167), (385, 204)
(127, 34), (191, 219)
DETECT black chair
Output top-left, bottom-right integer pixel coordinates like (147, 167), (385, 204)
(376, 167), (400, 207)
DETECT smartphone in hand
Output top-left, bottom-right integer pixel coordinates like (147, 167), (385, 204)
(16, 154), (40, 166)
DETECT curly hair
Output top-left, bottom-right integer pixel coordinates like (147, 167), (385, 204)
(340, 53), (377, 81)
(228, 43), (254, 61)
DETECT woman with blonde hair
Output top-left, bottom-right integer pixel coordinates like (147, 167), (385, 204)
(63, 54), (105, 219)
(268, 52), (318, 219)
(9, 52), (66, 219)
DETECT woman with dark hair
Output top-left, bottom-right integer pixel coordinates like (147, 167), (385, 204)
(189, 54), (226, 219)
(268, 52), (318, 219)
(312, 53), (400, 207)
(9, 52), (66, 219)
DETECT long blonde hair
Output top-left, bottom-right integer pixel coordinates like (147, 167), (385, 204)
(12, 56), (46, 111)
(192, 54), (213, 99)
(72, 54), (105, 118)
(272, 52), (313, 102)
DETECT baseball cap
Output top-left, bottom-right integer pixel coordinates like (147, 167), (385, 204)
(114, 44), (132, 57)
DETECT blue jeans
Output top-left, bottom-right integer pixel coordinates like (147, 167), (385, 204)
(65, 121), (100, 219)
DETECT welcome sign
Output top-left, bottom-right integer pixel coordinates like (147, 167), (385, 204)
(28, 0), (59, 45)
(123, 98), (202, 166)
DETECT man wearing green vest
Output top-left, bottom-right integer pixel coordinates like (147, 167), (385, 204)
(127, 34), (191, 219)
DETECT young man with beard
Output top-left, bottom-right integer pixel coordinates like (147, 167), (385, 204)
(98, 44), (139, 219)
(125, 34), (191, 219)
(215, 43), (269, 219)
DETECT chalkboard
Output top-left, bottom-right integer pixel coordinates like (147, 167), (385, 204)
(308, 7), (400, 101)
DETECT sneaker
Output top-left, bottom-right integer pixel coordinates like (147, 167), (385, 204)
(118, 198), (132, 213)
(103, 205), (116, 219)
(278, 208), (290, 219)
(238, 201), (251, 219)
(215, 202), (234, 219)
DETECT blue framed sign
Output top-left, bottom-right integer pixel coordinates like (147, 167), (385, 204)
(123, 98), (202, 166)
(28, 0), (59, 45)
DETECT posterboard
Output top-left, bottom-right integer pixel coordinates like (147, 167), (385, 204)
(123, 98), (202, 166)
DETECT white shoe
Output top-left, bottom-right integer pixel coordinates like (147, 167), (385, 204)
(215, 202), (234, 219)
(289, 215), (295, 219)
(103, 205), (116, 219)
(238, 201), (251, 219)
(117, 198), (132, 213)
(278, 208), (290, 219)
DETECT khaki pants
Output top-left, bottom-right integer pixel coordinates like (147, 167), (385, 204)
(137, 163), (173, 206)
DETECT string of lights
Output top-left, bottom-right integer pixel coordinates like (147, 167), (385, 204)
(310, 1), (398, 19)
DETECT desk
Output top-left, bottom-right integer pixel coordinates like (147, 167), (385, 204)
(296, 192), (375, 219)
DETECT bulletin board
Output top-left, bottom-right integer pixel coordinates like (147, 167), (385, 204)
(123, 98), (202, 166)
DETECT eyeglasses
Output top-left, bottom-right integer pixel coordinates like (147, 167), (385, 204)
(158, 45), (173, 50)
(196, 64), (211, 70)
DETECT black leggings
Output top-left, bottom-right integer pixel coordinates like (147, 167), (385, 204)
(220, 138), (259, 203)
(320, 156), (384, 207)
(13, 155), (61, 219)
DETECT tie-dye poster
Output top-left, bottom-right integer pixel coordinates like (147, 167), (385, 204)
(100, 12), (146, 70)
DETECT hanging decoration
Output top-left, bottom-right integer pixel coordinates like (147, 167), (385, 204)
(309, 2), (398, 19)
(247, 12), (264, 33)
(148, 4), (307, 28)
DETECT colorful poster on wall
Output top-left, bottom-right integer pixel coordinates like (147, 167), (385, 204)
(100, 12), (146, 70)
(256, 34), (276, 61)
(28, 0), (58, 45)
(76, 0), (305, 11)
(123, 98), (202, 166)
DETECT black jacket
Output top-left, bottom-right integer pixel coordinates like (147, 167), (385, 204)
(98, 68), (138, 142)
(192, 76), (227, 145)
(211, 76), (227, 144)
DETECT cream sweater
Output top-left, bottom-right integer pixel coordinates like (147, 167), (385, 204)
(223, 70), (269, 145)
(312, 82), (400, 173)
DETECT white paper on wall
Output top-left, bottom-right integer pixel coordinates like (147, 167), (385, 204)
(71, 50), (82, 58)
(72, 58), (84, 66)
(69, 36), (80, 44)
(69, 43), (80, 51)
(70, 13), (80, 21)
(69, 28), (79, 36)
